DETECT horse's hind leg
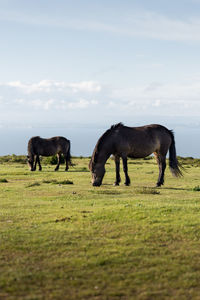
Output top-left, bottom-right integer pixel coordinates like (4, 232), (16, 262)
(122, 156), (130, 186)
(64, 154), (69, 171)
(55, 154), (61, 171)
(154, 152), (166, 187)
(114, 155), (121, 186)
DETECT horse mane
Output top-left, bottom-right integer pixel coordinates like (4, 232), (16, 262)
(90, 123), (124, 169)
(110, 122), (124, 130)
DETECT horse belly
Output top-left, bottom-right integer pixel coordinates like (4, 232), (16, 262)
(128, 150), (153, 159)
(40, 148), (56, 156)
(127, 142), (157, 158)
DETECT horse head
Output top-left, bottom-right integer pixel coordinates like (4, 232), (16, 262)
(27, 155), (35, 171)
(89, 160), (105, 186)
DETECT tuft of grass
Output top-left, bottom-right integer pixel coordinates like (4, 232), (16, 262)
(91, 189), (121, 195)
(0, 154), (27, 164)
(192, 185), (200, 191)
(135, 187), (160, 195)
(79, 167), (89, 172)
(55, 216), (71, 222)
(0, 178), (8, 183)
(43, 179), (57, 184)
(43, 179), (73, 185)
(143, 156), (153, 160)
(42, 154), (65, 165)
(26, 182), (41, 188)
(178, 156), (200, 167)
(54, 180), (73, 185)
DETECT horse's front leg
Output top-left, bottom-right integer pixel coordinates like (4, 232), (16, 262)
(34, 155), (41, 171)
(37, 155), (42, 171)
(122, 156), (130, 186)
(33, 155), (37, 171)
(114, 155), (121, 185)
(55, 154), (61, 171)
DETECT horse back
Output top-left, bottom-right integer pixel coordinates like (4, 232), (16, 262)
(28, 136), (69, 156)
(116, 124), (172, 158)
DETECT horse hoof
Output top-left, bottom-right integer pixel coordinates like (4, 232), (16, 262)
(114, 182), (119, 186)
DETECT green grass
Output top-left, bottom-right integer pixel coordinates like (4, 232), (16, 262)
(1, 156), (200, 299)
(0, 178), (8, 183)
(192, 185), (200, 191)
(43, 179), (74, 185)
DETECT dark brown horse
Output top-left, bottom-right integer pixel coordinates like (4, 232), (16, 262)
(27, 136), (71, 171)
(89, 123), (182, 187)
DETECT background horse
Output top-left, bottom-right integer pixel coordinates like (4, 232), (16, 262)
(27, 136), (71, 171)
(89, 123), (182, 187)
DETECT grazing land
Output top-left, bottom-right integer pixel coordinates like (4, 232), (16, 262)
(1, 156), (200, 299)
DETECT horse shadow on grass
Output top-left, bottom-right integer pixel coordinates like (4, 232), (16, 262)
(161, 186), (191, 191)
(31, 168), (89, 173)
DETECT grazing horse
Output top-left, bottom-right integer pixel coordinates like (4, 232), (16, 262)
(89, 123), (182, 187)
(27, 136), (71, 171)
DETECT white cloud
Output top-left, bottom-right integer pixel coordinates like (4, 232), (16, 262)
(68, 81), (101, 93)
(43, 99), (54, 110)
(67, 98), (98, 109)
(14, 98), (25, 104)
(152, 99), (161, 107)
(1, 78), (200, 117)
(1, 80), (102, 94)
(28, 99), (53, 110)
(5, 80), (51, 93)
(68, 99), (89, 109)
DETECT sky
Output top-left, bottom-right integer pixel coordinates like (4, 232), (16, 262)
(1, 0), (200, 156)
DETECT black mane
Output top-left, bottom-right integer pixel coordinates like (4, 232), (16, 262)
(110, 122), (124, 130)
(90, 123), (124, 168)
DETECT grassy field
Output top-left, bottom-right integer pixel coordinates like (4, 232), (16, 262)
(1, 156), (200, 299)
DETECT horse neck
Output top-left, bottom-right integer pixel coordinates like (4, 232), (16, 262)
(96, 141), (113, 166)
(28, 143), (34, 157)
(97, 149), (111, 166)
(94, 130), (115, 166)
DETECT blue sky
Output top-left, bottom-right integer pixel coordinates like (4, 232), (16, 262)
(1, 0), (200, 153)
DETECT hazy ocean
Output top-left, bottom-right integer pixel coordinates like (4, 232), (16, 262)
(0, 125), (199, 158)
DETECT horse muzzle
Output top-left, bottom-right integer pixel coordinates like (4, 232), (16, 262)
(92, 181), (101, 187)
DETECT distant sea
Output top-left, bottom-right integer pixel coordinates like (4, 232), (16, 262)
(0, 125), (199, 158)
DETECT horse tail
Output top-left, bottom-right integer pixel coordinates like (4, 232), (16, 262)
(168, 130), (183, 177)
